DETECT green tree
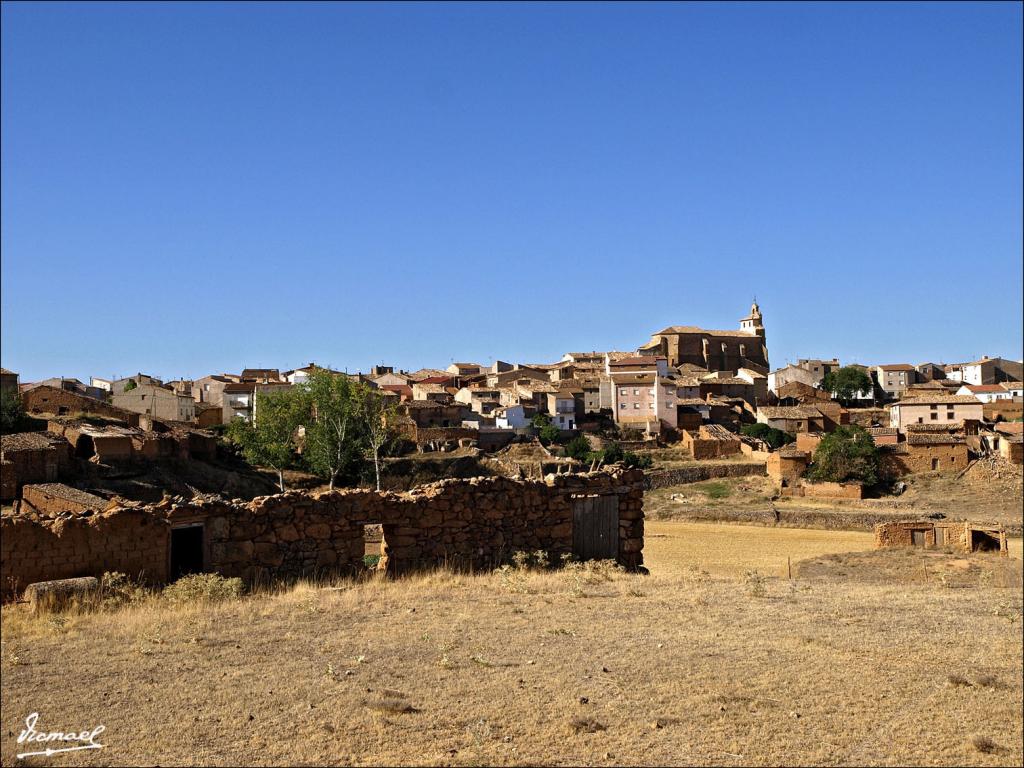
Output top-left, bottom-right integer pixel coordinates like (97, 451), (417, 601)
(807, 425), (880, 486)
(531, 413), (551, 429)
(360, 387), (398, 491)
(123, 379), (137, 392)
(226, 389), (306, 492)
(741, 422), (795, 449)
(564, 434), (592, 462)
(1, 389), (26, 434)
(538, 424), (561, 446)
(303, 370), (363, 490)
(822, 366), (872, 405)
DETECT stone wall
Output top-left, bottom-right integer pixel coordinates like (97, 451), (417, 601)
(644, 461), (766, 490)
(780, 480), (863, 500)
(1, 468), (645, 597)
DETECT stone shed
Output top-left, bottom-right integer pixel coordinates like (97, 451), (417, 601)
(874, 520), (1007, 555)
(1, 467), (646, 597)
(0, 432), (72, 501)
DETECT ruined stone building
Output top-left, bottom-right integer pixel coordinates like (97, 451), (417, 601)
(637, 302), (769, 374)
(1, 468), (646, 596)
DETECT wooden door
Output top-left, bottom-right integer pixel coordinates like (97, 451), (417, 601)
(911, 530), (925, 547)
(572, 495), (619, 561)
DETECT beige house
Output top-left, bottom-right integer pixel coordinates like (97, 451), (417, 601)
(888, 395), (984, 431)
(113, 383), (195, 422)
(613, 374), (678, 432)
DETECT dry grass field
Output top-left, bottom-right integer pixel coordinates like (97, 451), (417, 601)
(2, 527), (1022, 767)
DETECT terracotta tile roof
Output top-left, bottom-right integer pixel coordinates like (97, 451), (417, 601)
(904, 423), (963, 433)
(654, 326), (757, 338)
(758, 406), (823, 419)
(876, 364), (916, 371)
(906, 433), (965, 445)
(962, 384), (1007, 393)
(610, 356), (663, 367)
(891, 395), (982, 406)
(1, 432), (66, 452)
(866, 427), (898, 436)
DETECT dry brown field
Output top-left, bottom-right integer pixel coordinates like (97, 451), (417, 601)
(2, 520), (1022, 767)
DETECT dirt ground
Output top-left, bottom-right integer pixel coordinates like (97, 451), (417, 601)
(2, 539), (1021, 767)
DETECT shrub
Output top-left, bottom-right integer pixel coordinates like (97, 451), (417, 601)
(564, 434), (592, 462)
(163, 573), (243, 604)
(740, 423), (794, 449)
(1, 389), (27, 434)
(700, 481), (732, 499)
(622, 450), (653, 469)
(99, 572), (148, 610)
(743, 570), (767, 597)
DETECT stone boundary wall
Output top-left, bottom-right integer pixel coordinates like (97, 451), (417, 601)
(644, 462), (766, 490)
(1, 468), (645, 598)
(780, 480), (863, 500)
(653, 505), (996, 533)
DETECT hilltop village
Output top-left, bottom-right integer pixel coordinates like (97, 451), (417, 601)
(1, 303), (1021, 588)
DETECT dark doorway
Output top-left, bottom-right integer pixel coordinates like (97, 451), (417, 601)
(75, 435), (95, 459)
(572, 495), (619, 561)
(970, 529), (1001, 553)
(170, 525), (205, 580)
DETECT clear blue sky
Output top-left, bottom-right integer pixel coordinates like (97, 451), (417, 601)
(2, 2), (1022, 382)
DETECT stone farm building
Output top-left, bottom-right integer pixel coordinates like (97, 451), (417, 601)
(875, 520), (1007, 555)
(1, 468), (646, 598)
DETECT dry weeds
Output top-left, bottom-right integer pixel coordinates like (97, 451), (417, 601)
(2, 539), (1021, 766)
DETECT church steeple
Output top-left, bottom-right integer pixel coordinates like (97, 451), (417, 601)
(740, 300), (764, 336)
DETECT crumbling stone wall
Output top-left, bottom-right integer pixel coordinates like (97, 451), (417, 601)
(644, 462), (766, 490)
(1, 468), (645, 597)
(680, 429), (741, 460)
(20, 484), (109, 517)
(22, 386), (139, 426)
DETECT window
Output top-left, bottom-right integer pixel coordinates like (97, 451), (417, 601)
(620, 403), (626, 409)
(649, 404), (654, 410)
(633, 403), (640, 409)
(633, 389), (640, 395)
(930, 413), (938, 420)
(930, 405), (937, 410)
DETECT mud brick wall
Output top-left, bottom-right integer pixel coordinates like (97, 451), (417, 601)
(880, 443), (969, 476)
(2, 468), (645, 597)
(874, 521), (970, 551)
(1, 510), (169, 595)
(22, 385), (139, 426)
